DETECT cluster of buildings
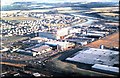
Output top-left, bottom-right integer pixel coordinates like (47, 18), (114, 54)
(44, 24), (115, 44)
(15, 37), (75, 56)
(17, 45), (52, 56)
(1, 12), (86, 37)
(1, 10), (119, 76)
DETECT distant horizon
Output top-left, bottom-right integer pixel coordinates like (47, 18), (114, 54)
(1, 0), (119, 6)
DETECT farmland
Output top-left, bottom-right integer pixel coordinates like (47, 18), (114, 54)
(2, 16), (39, 21)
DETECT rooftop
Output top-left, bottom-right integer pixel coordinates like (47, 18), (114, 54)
(92, 64), (119, 73)
(32, 45), (51, 52)
(45, 41), (74, 47)
(30, 37), (48, 41)
(66, 48), (119, 66)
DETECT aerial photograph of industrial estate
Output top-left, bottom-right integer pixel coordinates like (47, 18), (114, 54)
(0, 0), (119, 77)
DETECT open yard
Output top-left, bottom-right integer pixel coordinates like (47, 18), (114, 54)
(2, 36), (29, 47)
(86, 32), (119, 48)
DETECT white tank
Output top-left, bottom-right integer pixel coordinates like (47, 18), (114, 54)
(100, 45), (104, 49)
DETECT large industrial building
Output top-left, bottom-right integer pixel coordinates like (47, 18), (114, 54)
(38, 27), (82, 40)
(31, 45), (52, 54)
(45, 41), (75, 51)
(30, 37), (48, 43)
(66, 48), (119, 66)
(66, 37), (95, 46)
(16, 45), (52, 56)
(39, 27), (71, 40)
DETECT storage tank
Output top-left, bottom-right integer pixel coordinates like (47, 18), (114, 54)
(100, 45), (104, 49)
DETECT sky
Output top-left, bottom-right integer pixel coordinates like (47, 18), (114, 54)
(1, 0), (119, 6)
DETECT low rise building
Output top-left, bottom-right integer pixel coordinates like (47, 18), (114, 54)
(39, 27), (71, 40)
(30, 37), (48, 43)
(92, 64), (119, 74)
(66, 37), (95, 46)
(17, 45), (52, 56)
(45, 41), (75, 51)
(31, 45), (52, 54)
(39, 32), (57, 39)
(66, 48), (119, 66)
(16, 49), (37, 56)
(33, 73), (41, 77)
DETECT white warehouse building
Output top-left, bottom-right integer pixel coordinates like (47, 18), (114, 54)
(66, 48), (119, 66)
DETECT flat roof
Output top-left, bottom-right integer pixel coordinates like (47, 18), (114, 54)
(67, 39), (89, 42)
(32, 45), (51, 52)
(31, 37), (48, 41)
(92, 64), (119, 73)
(66, 48), (119, 66)
(45, 41), (72, 46)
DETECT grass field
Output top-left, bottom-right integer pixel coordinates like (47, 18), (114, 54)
(98, 13), (119, 18)
(99, 13), (118, 16)
(2, 16), (39, 21)
(2, 36), (29, 47)
(91, 7), (119, 13)
(90, 7), (119, 18)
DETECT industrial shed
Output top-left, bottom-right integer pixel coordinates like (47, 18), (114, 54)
(45, 41), (75, 51)
(66, 48), (119, 66)
(92, 64), (119, 75)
